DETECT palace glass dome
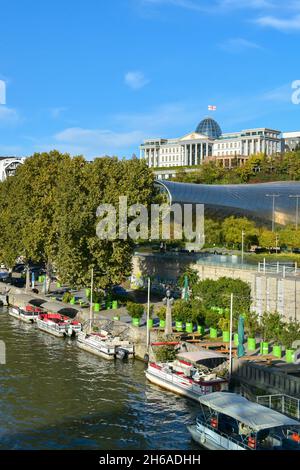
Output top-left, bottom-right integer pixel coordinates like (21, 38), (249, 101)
(196, 117), (222, 139)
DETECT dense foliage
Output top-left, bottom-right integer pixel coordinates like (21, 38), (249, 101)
(0, 151), (155, 290)
(171, 151), (300, 185)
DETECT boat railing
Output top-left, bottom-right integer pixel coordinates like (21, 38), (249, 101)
(196, 416), (252, 450)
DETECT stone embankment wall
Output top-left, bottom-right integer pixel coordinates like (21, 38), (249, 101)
(232, 358), (300, 398)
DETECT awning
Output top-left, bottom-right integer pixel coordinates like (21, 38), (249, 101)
(41, 301), (78, 319)
(28, 298), (47, 307)
(177, 350), (227, 363)
(198, 392), (300, 431)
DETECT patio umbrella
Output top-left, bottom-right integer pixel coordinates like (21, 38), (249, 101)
(238, 315), (245, 358)
(183, 275), (189, 301)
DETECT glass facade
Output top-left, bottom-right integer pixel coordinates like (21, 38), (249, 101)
(196, 117), (222, 139)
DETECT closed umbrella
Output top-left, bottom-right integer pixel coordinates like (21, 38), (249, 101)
(238, 315), (245, 358)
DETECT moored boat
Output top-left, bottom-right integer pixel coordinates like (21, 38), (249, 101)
(77, 330), (134, 360)
(188, 392), (300, 450)
(37, 313), (82, 338)
(145, 350), (228, 402)
(9, 304), (42, 323)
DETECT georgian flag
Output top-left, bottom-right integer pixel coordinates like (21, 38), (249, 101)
(208, 105), (217, 111)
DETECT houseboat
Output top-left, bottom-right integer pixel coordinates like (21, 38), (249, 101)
(188, 392), (300, 450)
(77, 330), (134, 360)
(37, 313), (81, 338)
(145, 350), (228, 402)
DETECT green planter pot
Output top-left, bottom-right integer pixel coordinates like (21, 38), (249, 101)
(113, 315), (120, 321)
(93, 303), (100, 312)
(159, 319), (166, 328)
(247, 337), (256, 351)
(56, 282), (61, 288)
(286, 349), (295, 363)
(234, 333), (239, 346)
(147, 319), (153, 329)
(132, 317), (140, 327)
(70, 297), (76, 305)
(185, 322), (193, 333)
(105, 301), (112, 310)
(85, 288), (91, 299)
(112, 300), (118, 310)
(272, 345), (282, 358)
(222, 331), (230, 343)
(176, 321), (183, 332)
(260, 342), (269, 355)
(210, 327), (217, 339)
(197, 325), (205, 335)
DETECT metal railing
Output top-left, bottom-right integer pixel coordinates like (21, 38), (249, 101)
(256, 394), (300, 420)
(196, 416), (252, 450)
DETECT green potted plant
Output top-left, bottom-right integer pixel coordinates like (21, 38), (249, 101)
(93, 291), (104, 313)
(62, 291), (73, 304)
(205, 310), (220, 339)
(156, 306), (166, 329)
(245, 311), (259, 351)
(172, 299), (190, 332)
(260, 312), (283, 356)
(127, 302), (144, 327)
(280, 319), (300, 363)
(191, 299), (206, 335)
(218, 316), (230, 343)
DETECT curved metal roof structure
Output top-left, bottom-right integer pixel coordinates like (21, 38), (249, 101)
(155, 180), (300, 225)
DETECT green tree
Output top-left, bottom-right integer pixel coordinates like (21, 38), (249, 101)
(222, 216), (258, 248)
(260, 311), (283, 343)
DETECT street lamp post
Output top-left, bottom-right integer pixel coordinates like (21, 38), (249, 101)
(241, 230), (245, 265)
(266, 194), (280, 232)
(289, 195), (300, 230)
(164, 287), (174, 336)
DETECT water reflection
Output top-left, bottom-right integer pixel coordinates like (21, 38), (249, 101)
(0, 308), (199, 450)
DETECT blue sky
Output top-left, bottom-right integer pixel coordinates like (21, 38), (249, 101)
(0, 0), (300, 159)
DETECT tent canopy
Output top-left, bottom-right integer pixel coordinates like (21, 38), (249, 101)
(198, 392), (300, 432)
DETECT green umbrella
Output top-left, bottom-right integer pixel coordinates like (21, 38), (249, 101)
(183, 274), (189, 301)
(238, 315), (245, 358)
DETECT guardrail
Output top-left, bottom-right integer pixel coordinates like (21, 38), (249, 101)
(256, 394), (300, 420)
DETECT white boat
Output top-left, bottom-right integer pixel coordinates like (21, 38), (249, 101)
(9, 305), (42, 323)
(188, 392), (300, 450)
(77, 330), (135, 360)
(37, 313), (82, 338)
(145, 350), (228, 402)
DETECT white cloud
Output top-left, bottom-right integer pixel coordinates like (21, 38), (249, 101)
(124, 71), (149, 90)
(0, 106), (20, 125)
(256, 14), (300, 31)
(220, 37), (262, 53)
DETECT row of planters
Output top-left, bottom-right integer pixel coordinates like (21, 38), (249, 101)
(244, 311), (300, 363)
(126, 297), (300, 364)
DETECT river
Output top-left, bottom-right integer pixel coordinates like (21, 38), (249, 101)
(0, 308), (199, 450)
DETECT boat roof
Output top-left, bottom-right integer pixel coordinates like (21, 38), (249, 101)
(198, 392), (300, 432)
(177, 350), (227, 363)
(41, 301), (78, 319)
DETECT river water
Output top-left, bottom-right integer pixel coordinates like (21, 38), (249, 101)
(0, 308), (199, 450)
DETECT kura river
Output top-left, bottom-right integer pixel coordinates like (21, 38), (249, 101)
(0, 308), (199, 450)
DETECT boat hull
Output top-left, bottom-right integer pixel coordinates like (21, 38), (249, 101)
(77, 339), (115, 360)
(187, 424), (245, 451)
(9, 308), (37, 323)
(145, 370), (205, 402)
(37, 319), (66, 337)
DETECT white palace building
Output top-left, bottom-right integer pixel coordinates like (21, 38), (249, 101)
(140, 117), (300, 178)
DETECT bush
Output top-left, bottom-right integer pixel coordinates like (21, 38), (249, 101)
(280, 319), (300, 349)
(126, 302), (144, 319)
(260, 311), (283, 343)
(155, 306), (166, 320)
(155, 345), (177, 362)
(172, 299), (191, 322)
(205, 310), (221, 329)
(244, 311), (259, 338)
(62, 291), (73, 303)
